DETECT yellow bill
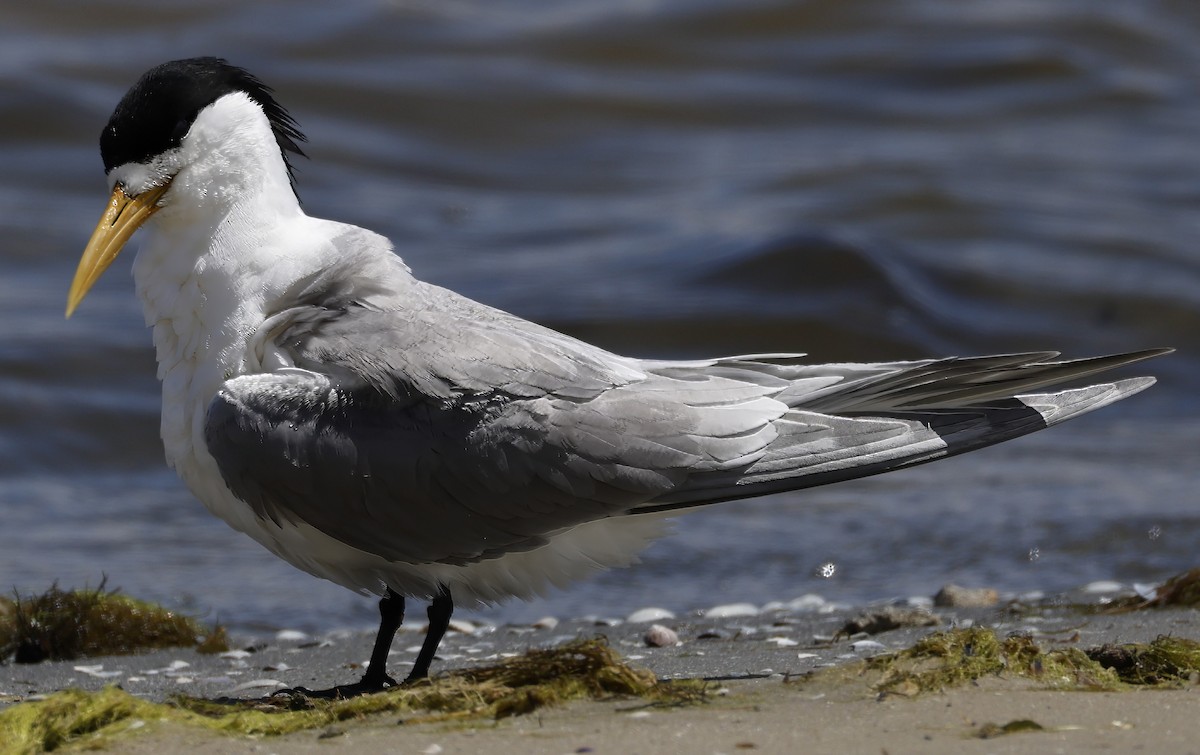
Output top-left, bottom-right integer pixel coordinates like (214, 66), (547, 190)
(66, 181), (170, 318)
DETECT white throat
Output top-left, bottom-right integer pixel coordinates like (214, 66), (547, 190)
(127, 93), (310, 472)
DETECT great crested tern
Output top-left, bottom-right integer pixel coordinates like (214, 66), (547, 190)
(68, 57), (1168, 697)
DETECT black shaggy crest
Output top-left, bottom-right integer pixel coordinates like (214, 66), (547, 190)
(100, 57), (308, 195)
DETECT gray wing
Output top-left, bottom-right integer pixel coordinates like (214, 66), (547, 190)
(210, 249), (790, 563)
(630, 349), (1168, 512)
(206, 248), (1169, 564)
(205, 362), (786, 565)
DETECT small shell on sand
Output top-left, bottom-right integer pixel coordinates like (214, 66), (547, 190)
(850, 639), (886, 652)
(447, 619), (477, 634)
(627, 607), (676, 623)
(644, 624), (680, 647)
(933, 584), (999, 608)
(788, 594), (828, 612)
(703, 603), (759, 619)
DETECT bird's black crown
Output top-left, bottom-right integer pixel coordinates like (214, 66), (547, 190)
(100, 57), (307, 190)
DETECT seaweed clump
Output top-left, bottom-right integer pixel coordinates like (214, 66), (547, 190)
(0, 582), (227, 663)
(455, 635), (665, 718)
(1086, 636), (1200, 686)
(1104, 567), (1200, 612)
(862, 627), (1200, 697)
(178, 636), (673, 728)
(972, 719), (1045, 739)
(867, 626), (1120, 696)
(1080, 567), (1200, 614)
(0, 686), (156, 754)
(1147, 568), (1200, 607)
(0, 638), (691, 754)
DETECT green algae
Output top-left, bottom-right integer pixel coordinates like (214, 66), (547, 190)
(860, 627), (1200, 697)
(1086, 636), (1200, 686)
(0, 638), (691, 754)
(0, 686), (166, 754)
(865, 626), (1119, 696)
(0, 583), (227, 663)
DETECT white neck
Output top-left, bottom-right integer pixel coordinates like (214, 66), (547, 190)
(128, 93), (314, 469)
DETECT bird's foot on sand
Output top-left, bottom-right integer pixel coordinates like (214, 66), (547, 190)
(274, 672), (400, 700)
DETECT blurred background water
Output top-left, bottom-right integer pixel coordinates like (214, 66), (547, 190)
(0, 0), (1196, 635)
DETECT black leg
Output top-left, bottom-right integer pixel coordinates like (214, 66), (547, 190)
(405, 587), (453, 683)
(279, 588), (406, 699)
(361, 588), (405, 687)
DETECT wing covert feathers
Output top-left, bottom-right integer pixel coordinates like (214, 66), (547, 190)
(207, 283), (1169, 567)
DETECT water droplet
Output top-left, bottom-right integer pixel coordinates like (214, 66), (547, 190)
(817, 562), (837, 579)
(1028, 546), (1040, 562)
(1148, 525), (1162, 540)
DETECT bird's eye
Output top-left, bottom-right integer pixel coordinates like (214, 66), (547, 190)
(170, 118), (191, 143)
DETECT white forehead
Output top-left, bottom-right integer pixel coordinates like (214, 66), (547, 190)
(107, 158), (175, 195)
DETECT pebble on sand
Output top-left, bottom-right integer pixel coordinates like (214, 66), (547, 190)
(643, 624), (680, 647)
(850, 639), (886, 652)
(933, 584), (999, 608)
(1083, 581), (1125, 594)
(703, 603), (759, 619)
(787, 594), (828, 612)
(446, 619), (478, 634)
(626, 607), (676, 623)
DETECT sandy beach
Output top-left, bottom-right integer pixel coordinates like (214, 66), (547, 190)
(4, 589), (1199, 753)
(110, 677), (1199, 755)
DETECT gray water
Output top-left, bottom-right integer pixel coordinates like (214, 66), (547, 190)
(0, 0), (1197, 635)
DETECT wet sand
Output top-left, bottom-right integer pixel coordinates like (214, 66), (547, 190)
(3, 588), (1199, 753)
(110, 677), (1198, 755)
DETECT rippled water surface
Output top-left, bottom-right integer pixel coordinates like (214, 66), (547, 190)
(0, 1), (1197, 633)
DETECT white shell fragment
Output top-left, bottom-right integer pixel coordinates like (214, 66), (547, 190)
(850, 640), (886, 652)
(627, 607), (676, 623)
(73, 664), (123, 679)
(703, 603), (759, 619)
(787, 594), (828, 612)
(643, 624), (680, 647)
(219, 649), (253, 660)
(447, 619), (477, 635)
(231, 679), (287, 693)
(1083, 581), (1125, 594)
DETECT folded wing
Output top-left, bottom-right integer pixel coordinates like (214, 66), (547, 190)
(206, 278), (1168, 565)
